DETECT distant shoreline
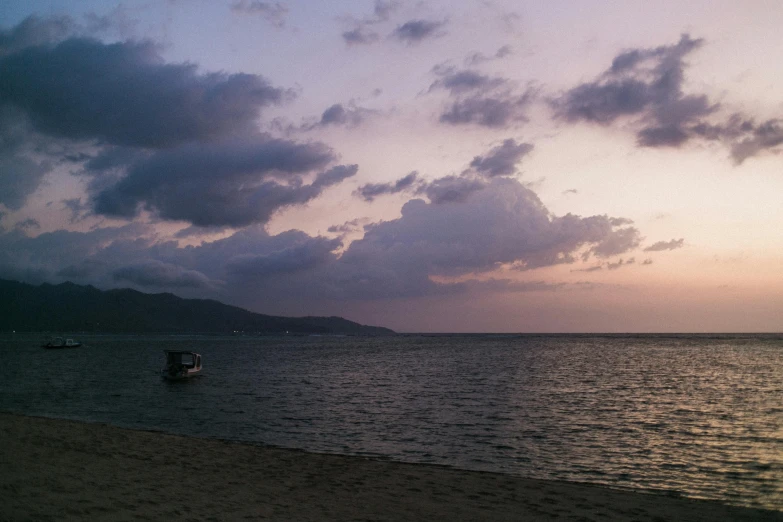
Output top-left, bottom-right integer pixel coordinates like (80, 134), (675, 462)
(2, 412), (780, 521)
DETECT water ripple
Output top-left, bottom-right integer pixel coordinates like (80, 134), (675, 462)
(1, 333), (781, 511)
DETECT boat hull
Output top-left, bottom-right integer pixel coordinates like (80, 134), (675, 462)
(42, 340), (82, 349)
(161, 368), (201, 380)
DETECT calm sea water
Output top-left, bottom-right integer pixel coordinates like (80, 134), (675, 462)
(1, 333), (781, 510)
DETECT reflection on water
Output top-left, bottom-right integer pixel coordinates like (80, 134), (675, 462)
(1, 333), (781, 510)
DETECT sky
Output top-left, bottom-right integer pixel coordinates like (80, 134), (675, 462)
(1, 1), (782, 333)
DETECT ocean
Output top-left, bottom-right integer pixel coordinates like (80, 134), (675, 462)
(1, 333), (781, 511)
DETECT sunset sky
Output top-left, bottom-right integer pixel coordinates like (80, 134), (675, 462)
(1, 1), (782, 332)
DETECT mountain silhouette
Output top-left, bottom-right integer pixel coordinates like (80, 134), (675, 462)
(0, 279), (394, 335)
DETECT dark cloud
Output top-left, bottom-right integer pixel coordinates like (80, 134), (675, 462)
(496, 45), (513, 59)
(0, 106), (52, 210)
(607, 257), (635, 270)
(312, 164), (359, 189)
(83, 147), (142, 172)
(609, 217), (634, 227)
(643, 238), (684, 252)
(419, 175), (486, 204)
(231, 1), (289, 28)
(14, 218), (40, 231)
(469, 139), (533, 177)
(91, 137), (351, 227)
(342, 28), (379, 46)
(0, 176), (642, 304)
(373, 0), (399, 21)
(465, 45), (513, 67)
(321, 104), (350, 125)
(588, 226), (640, 257)
(355, 171), (421, 202)
(552, 34), (783, 162)
(636, 124), (689, 147)
(0, 153), (50, 210)
(392, 20), (445, 44)
(0, 15), (75, 55)
(430, 68), (507, 95)
(0, 37), (285, 148)
(342, 177), (641, 285)
(62, 198), (87, 223)
(405, 139), (534, 205)
(341, 1), (399, 46)
(555, 79), (650, 124)
(0, 223), (152, 284)
(225, 236), (341, 279)
(327, 218), (366, 234)
(174, 225), (229, 239)
(723, 118), (783, 164)
(571, 265), (602, 273)
(57, 258), (108, 279)
(317, 103), (374, 127)
(430, 67), (534, 128)
(552, 34), (717, 148)
(642, 258), (653, 265)
(112, 259), (217, 289)
(82, 5), (140, 40)
(731, 120), (783, 164)
(0, 16), (359, 230)
(689, 115), (783, 163)
(440, 92), (533, 128)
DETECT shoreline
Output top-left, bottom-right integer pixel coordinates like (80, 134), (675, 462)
(2, 413), (781, 521)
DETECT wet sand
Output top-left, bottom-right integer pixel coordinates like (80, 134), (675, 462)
(1, 413), (780, 521)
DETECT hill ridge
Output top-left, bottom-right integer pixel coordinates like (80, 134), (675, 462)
(0, 279), (394, 335)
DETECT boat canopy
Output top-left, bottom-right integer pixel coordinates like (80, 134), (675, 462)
(164, 350), (201, 367)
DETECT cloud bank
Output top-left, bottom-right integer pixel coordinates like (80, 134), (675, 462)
(431, 66), (535, 128)
(392, 20), (445, 44)
(552, 34), (783, 162)
(0, 16), (359, 227)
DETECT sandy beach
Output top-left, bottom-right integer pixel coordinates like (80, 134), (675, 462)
(1, 413), (780, 521)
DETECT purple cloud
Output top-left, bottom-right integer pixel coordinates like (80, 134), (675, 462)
(231, 1), (289, 28)
(0, 150), (50, 210)
(342, 27), (379, 46)
(419, 175), (486, 204)
(552, 35), (783, 163)
(112, 259), (217, 289)
(392, 19), (445, 44)
(430, 68), (507, 95)
(226, 236), (341, 279)
(644, 238), (684, 252)
(430, 65), (535, 129)
(464, 45), (513, 67)
(469, 139), (534, 177)
(90, 138), (354, 227)
(692, 116), (783, 164)
(356, 171), (421, 202)
(317, 103), (374, 128)
(327, 218), (366, 234)
(607, 257), (635, 270)
(552, 34), (716, 148)
(0, 175), (643, 303)
(0, 38), (285, 148)
(0, 15), (75, 55)
(440, 92), (534, 128)
(342, 177), (641, 284)
(341, 1), (399, 46)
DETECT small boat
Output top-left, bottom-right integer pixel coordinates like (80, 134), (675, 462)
(42, 337), (82, 349)
(161, 350), (202, 380)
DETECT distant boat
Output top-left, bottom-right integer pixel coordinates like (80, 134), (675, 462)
(42, 337), (82, 349)
(161, 350), (202, 380)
